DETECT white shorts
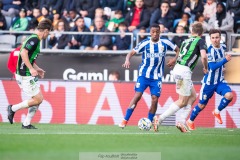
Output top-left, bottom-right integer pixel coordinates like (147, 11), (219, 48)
(15, 74), (40, 97)
(172, 63), (193, 96)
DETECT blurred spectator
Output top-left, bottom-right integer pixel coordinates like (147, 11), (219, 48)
(113, 22), (131, 50)
(0, 4), (7, 30)
(10, 8), (28, 31)
(62, 0), (75, 15)
(171, 25), (188, 48)
(159, 23), (169, 39)
(68, 8), (80, 28)
(39, 0), (62, 13)
(48, 19), (71, 49)
(85, 17), (112, 50)
(226, 0), (240, 32)
(52, 9), (61, 28)
(27, 16), (38, 30)
(125, 0), (136, 12)
(203, 0), (217, 21)
(150, 1), (174, 32)
(207, 2), (234, 47)
(68, 17), (92, 50)
(32, 7), (41, 22)
(183, 0), (204, 20)
(75, 0), (99, 19)
(194, 13), (208, 32)
(138, 27), (147, 42)
(174, 12), (191, 33)
(169, 0), (184, 19)
(25, 0), (39, 11)
(38, 5), (52, 22)
(102, 0), (124, 19)
(125, 0), (150, 35)
(1, 0), (23, 18)
(143, 0), (160, 14)
(105, 10), (124, 32)
(94, 8), (108, 22)
(108, 71), (120, 81)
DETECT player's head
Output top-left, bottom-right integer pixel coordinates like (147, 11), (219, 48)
(36, 18), (52, 40)
(150, 24), (160, 42)
(191, 22), (203, 36)
(209, 29), (221, 48)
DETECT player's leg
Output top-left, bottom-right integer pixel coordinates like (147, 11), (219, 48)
(149, 79), (161, 131)
(8, 76), (43, 126)
(22, 105), (39, 129)
(186, 83), (215, 130)
(119, 76), (147, 128)
(213, 82), (233, 124)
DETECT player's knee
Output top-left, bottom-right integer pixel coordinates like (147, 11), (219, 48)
(225, 92), (233, 101)
(151, 96), (158, 103)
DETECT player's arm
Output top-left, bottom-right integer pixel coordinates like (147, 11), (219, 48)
(200, 49), (208, 74)
(122, 50), (136, 68)
(33, 63), (45, 78)
(20, 49), (38, 77)
(209, 54), (231, 71)
(167, 46), (180, 68)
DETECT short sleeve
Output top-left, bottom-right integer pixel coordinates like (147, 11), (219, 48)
(23, 37), (39, 52)
(161, 39), (176, 51)
(207, 47), (215, 63)
(199, 39), (207, 51)
(133, 39), (149, 54)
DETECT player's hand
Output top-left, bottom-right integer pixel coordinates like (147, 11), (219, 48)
(30, 68), (38, 77)
(122, 61), (130, 68)
(203, 68), (208, 74)
(167, 58), (176, 68)
(37, 68), (46, 78)
(225, 54), (231, 61)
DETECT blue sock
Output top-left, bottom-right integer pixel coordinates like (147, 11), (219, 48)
(124, 108), (134, 121)
(148, 112), (155, 122)
(218, 97), (231, 111)
(190, 105), (202, 121)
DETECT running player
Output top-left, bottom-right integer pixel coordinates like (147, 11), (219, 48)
(119, 24), (179, 129)
(7, 18), (52, 129)
(186, 29), (233, 130)
(154, 22), (209, 132)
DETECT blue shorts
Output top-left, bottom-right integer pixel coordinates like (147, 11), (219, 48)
(199, 81), (232, 105)
(134, 76), (162, 97)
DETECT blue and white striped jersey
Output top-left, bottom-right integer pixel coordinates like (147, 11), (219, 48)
(134, 38), (176, 79)
(202, 43), (227, 85)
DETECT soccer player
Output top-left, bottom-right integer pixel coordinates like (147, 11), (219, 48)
(119, 24), (179, 130)
(186, 29), (233, 130)
(154, 22), (209, 132)
(7, 19), (52, 129)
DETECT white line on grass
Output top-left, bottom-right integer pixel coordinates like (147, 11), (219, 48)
(0, 132), (172, 135)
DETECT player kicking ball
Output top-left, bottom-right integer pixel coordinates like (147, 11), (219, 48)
(7, 19), (52, 129)
(119, 24), (179, 130)
(186, 29), (233, 130)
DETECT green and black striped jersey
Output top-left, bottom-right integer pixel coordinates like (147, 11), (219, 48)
(16, 34), (40, 76)
(177, 36), (207, 71)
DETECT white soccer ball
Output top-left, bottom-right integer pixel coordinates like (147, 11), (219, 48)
(138, 118), (152, 131)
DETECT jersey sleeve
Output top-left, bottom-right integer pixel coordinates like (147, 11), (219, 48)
(133, 39), (148, 54)
(161, 39), (176, 51)
(23, 37), (39, 52)
(199, 39), (207, 51)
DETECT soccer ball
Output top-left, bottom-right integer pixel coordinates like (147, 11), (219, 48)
(138, 118), (152, 131)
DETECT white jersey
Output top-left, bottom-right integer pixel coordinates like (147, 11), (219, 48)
(202, 43), (226, 85)
(134, 38), (176, 80)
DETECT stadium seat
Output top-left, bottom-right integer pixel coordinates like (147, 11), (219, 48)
(0, 34), (16, 48)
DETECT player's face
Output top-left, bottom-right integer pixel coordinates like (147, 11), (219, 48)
(42, 29), (50, 40)
(210, 33), (221, 48)
(150, 27), (160, 42)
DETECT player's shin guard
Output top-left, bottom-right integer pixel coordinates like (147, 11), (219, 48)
(189, 105), (201, 121)
(148, 112), (155, 122)
(217, 97), (231, 112)
(124, 108), (134, 121)
(159, 103), (180, 123)
(23, 105), (38, 126)
(179, 104), (191, 124)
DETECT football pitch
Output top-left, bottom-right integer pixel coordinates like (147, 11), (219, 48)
(0, 123), (240, 160)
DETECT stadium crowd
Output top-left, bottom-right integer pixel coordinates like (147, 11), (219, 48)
(0, 0), (239, 50)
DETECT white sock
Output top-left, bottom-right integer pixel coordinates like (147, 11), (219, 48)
(159, 103), (180, 123)
(215, 108), (220, 114)
(178, 104), (191, 124)
(23, 106), (38, 126)
(12, 100), (29, 112)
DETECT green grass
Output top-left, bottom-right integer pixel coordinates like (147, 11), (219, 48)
(0, 123), (240, 160)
